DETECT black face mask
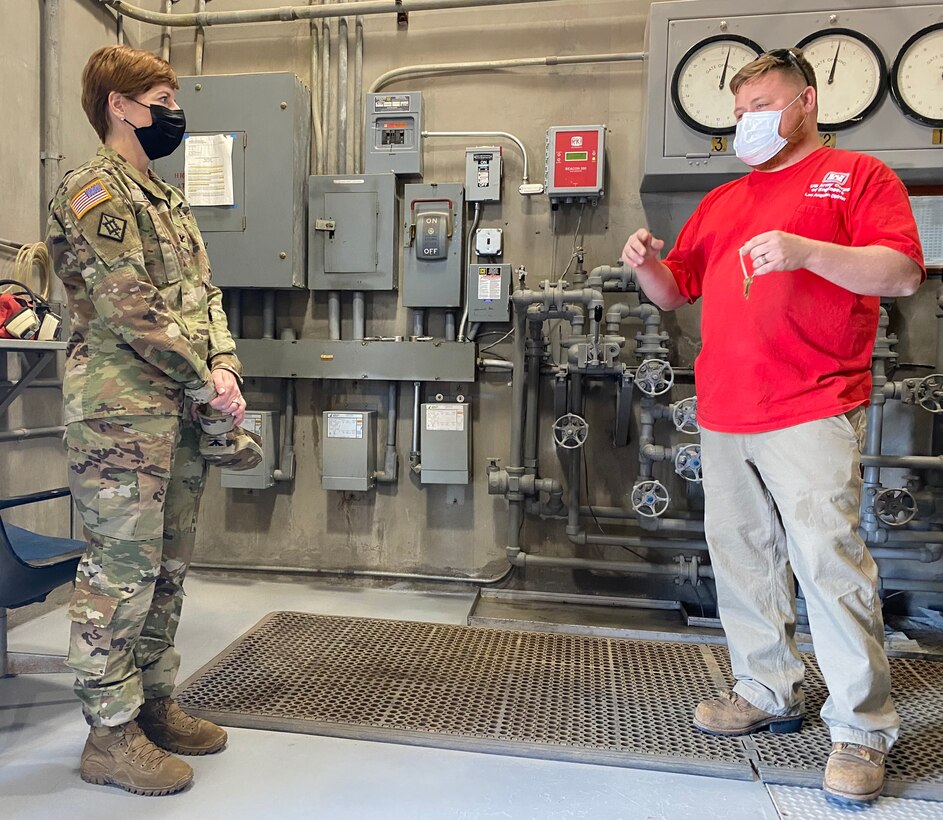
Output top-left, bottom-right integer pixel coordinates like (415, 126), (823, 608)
(124, 98), (186, 160)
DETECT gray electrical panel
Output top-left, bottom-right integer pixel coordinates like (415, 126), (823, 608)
(642, 0), (943, 191)
(465, 146), (502, 202)
(308, 174), (398, 291)
(466, 264), (511, 323)
(152, 73), (310, 287)
(402, 183), (465, 308)
(421, 403), (471, 485)
(321, 411), (376, 491)
(365, 92), (423, 177)
(220, 410), (278, 490)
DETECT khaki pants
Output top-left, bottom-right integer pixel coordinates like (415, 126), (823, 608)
(700, 409), (899, 753)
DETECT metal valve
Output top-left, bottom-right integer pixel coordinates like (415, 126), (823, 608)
(552, 413), (589, 449)
(674, 443), (703, 483)
(873, 487), (917, 527)
(635, 359), (675, 397)
(671, 396), (699, 435)
(915, 374), (943, 414)
(631, 479), (670, 518)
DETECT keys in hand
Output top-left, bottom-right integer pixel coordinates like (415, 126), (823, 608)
(739, 247), (754, 300)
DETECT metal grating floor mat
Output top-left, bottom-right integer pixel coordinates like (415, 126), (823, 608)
(175, 612), (943, 798)
(708, 645), (943, 801)
(175, 612), (752, 778)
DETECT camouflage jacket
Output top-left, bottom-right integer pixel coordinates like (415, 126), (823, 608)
(46, 146), (240, 423)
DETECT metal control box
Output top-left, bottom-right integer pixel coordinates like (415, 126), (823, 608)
(545, 125), (606, 205)
(402, 183), (465, 308)
(365, 92), (423, 177)
(220, 410), (278, 490)
(321, 411), (376, 491)
(465, 146), (502, 202)
(153, 73), (310, 288)
(308, 174), (398, 291)
(466, 263), (511, 323)
(421, 403), (471, 485)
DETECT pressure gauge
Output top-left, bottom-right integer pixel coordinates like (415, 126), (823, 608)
(890, 22), (943, 127)
(671, 35), (763, 135)
(795, 29), (887, 130)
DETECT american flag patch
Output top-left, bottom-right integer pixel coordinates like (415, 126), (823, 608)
(69, 179), (112, 219)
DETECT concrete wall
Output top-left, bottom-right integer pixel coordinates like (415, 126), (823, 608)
(1, 1), (939, 591)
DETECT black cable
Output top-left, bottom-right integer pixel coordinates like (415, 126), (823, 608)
(581, 449), (647, 562)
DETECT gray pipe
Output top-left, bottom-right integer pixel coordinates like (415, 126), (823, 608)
(505, 551), (707, 583)
(160, 0), (171, 61)
(480, 358), (513, 371)
(116, 10), (124, 43)
(0, 426), (66, 442)
(508, 309), (527, 469)
(262, 291), (276, 339)
(879, 577), (943, 594)
(423, 130), (533, 188)
(338, 15), (349, 174)
(225, 290), (242, 339)
(352, 290), (365, 340)
(354, 16), (364, 172)
(862, 314), (890, 532)
(310, 4), (325, 174)
(411, 309), (426, 338)
(101, 0), (563, 27)
(371, 51), (645, 94)
(445, 312), (456, 342)
(375, 381), (399, 483)
(195, 0), (206, 74)
(862, 454), (943, 470)
(273, 330), (297, 482)
(581, 534), (708, 551)
(522, 321), (542, 474)
(41, 0), (63, 233)
(458, 203), (481, 341)
(321, 11), (331, 174)
(410, 381), (421, 457)
(328, 291), (341, 340)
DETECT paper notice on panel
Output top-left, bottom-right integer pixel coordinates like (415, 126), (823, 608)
(425, 404), (465, 432)
(184, 134), (234, 206)
(477, 271), (502, 301)
(327, 413), (364, 439)
(910, 196), (943, 268)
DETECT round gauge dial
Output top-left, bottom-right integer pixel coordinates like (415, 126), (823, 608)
(890, 22), (943, 127)
(671, 35), (764, 135)
(795, 28), (887, 130)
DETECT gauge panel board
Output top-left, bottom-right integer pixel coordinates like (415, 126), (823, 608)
(890, 22), (943, 128)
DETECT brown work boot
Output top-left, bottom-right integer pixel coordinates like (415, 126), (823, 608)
(138, 697), (228, 756)
(823, 742), (886, 806)
(693, 691), (803, 736)
(80, 720), (193, 796)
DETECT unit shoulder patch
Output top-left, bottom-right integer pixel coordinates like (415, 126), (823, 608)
(69, 178), (112, 219)
(97, 212), (127, 242)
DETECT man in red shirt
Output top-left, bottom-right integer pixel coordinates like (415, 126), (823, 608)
(622, 48), (924, 806)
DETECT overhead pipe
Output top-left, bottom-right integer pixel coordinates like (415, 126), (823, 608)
(309, 2), (325, 175)
(370, 51), (645, 94)
(99, 0), (564, 27)
(160, 0), (172, 61)
(40, 0), (63, 232)
(338, 14), (349, 174)
(195, 0), (207, 74)
(423, 131), (540, 194)
(321, 6), (331, 174)
(354, 15), (364, 172)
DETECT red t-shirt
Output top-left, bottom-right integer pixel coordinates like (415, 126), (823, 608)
(664, 147), (925, 434)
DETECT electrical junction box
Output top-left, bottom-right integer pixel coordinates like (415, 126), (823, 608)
(221, 410), (278, 490)
(364, 92), (423, 177)
(475, 227), (503, 257)
(465, 146), (502, 203)
(467, 264), (511, 323)
(421, 403), (471, 485)
(308, 173), (397, 291)
(321, 411), (376, 491)
(152, 73), (310, 288)
(402, 183), (465, 308)
(545, 125), (606, 206)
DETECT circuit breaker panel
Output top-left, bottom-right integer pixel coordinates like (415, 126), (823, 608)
(152, 72), (310, 288)
(402, 183), (465, 308)
(308, 174), (398, 291)
(365, 92), (424, 177)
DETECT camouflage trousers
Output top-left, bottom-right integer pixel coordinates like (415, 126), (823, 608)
(64, 415), (206, 727)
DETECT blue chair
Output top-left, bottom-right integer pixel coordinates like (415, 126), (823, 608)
(0, 487), (84, 676)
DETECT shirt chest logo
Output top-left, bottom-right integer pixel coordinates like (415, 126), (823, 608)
(805, 171), (851, 202)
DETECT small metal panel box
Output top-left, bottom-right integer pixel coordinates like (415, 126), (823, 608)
(466, 263), (511, 323)
(465, 146), (502, 203)
(321, 411), (376, 491)
(402, 183), (465, 308)
(221, 410), (278, 490)
(152, 73), (310, 288)
(421, 403), (471, 485)
(545, 125), (606, 205)
(364, 92), (423, 177)
(308, 174), (398, 291)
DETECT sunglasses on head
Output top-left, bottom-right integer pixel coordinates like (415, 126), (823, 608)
(764, 48), (816, 88)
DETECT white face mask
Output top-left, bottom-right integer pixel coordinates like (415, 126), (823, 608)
(733, 92), (803, 167)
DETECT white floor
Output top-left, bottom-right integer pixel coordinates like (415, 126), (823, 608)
(1, 574), (939, 820)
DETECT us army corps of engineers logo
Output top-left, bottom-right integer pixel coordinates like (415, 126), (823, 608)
(97, 212), (127, 242)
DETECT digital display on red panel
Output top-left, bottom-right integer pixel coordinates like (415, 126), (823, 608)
(552, 129), (600, 189)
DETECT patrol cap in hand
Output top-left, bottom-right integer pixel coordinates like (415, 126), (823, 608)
(199, 426), (263, 471)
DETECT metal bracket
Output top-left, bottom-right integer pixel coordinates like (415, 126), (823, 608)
(395, 0), (408, 28)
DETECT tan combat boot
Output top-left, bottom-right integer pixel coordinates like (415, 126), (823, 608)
(823, 742), (886, 805)
(80, 720), (193, 796)
(138, 697), (228, 755)
(693, 691), (803, 736)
